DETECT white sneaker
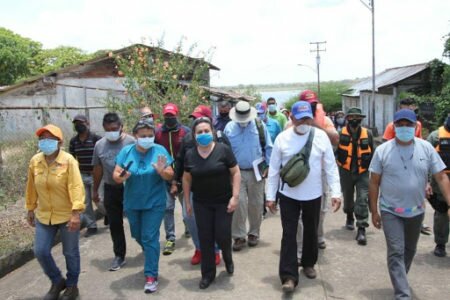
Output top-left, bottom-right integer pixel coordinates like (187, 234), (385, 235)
(144, 277), (158, 293)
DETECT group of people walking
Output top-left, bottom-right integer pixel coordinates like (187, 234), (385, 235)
(24, 89), (450, 300)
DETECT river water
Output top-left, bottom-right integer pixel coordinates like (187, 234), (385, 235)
(259, 90), (300, 107)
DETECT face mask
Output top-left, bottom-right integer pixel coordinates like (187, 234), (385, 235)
(164, 117), (177, 128)
(268, 104), (277, 113)
(137, 137), (155, 149)
(74, 124), (87, 134)
(348, 119), (362, 128)
(336, 117), (345, 125)
(296, 124), (311, 135)
(105, 131), (121, 142)
(395, 126), (415, 142)
(38, 139), (59, 155)
(238, 122), (250, 128)
(219, 112), (229, 118)
(196, 133), (213, 146)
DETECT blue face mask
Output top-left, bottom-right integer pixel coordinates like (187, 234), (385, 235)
(395, 126), (415, 142)
(196, 133), (213, 146)
(268, 104), (277, 113)
(137, 137), (155, 149)
(38, 139), (59, 155)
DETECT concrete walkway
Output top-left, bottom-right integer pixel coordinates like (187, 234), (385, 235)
(0, 205), (449, 300)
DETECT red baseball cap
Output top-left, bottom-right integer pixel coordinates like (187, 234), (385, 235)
(299, 90), (319, 103)
(162, 103), (179, 116)
(190, 105), (212, 119)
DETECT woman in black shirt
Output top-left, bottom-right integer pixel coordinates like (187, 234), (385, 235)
(183, 118), (240, 289)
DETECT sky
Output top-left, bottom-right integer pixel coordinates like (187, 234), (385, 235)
(1, 0), (449, 86)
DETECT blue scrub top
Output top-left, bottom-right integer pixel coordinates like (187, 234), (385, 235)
(116, 144), (173, 211)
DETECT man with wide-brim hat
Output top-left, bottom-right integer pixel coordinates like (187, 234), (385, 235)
(336, 107), (374, 246)
(224, 101), (273, 251)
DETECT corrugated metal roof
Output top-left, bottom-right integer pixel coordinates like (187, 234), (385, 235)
(342, 63), (429, 97)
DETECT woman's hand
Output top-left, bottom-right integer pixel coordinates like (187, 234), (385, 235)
(227, 196), (239, 213)
(152, 155), (167, 175)
(67, 212), (81, 232)
(26, 210), (35, 227)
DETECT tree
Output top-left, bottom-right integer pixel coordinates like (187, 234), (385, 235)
(0, 27), (42, 85)
(31, 46), (93, 75)
(106, 39), (214, 127)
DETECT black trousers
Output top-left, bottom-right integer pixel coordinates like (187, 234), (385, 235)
(194, 201), (233, 280)
(104, 183), (126, 259)
(279, 193), (321, 285)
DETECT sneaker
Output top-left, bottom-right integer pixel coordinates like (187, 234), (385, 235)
(247, 235), (259, 247)
(356, 227), (367, 246)
(303, 267), (317, 279)
(44, 278), (66, 300)
(109, 256), (126, 271)
(60, 286), (79, 300)
(434, 244), (447, 257)
(282, 279), (295, 293)
(215, 252), (221, 265)
(232, 238), (246, 251)
(191, 250), (201, 265)
(144, 276), (158, 293)
(318, 241), (326, 249)
(84, 227), (98, 238)
(163, 240), (175, 255)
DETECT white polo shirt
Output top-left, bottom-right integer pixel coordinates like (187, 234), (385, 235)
(267, 127), (341, 201)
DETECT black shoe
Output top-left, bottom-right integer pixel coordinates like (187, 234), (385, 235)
(345, 216), (355, 230)
(356, 228), (367, 246)
(434, 244), (446, 257)
(104, 216), (109, 226)
(60, 286), (79, 300)
(84, 227), (98, 238)
(44, 278), (66, 300)
(225, 262), (234, 275)
(109, 256), (126, 271)
(199, 277), (214, 289)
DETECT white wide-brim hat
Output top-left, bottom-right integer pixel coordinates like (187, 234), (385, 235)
(229, 101), (257, 123)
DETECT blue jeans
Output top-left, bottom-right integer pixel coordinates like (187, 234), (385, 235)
(127, 207), (165, 277)
(34, 220), (80, 286)
(163, 190), (182, 241)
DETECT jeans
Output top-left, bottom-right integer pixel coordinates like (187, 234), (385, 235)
(381, 211), (424, 300)
(126, 206), (165, 277)
(34, 220), (80, 286)
(104, 183), (126, 259)
(163, 190), (184, 242)
(279, 194), (321, 286)
(80, 174), (97, 229)
(194, 201), (233, 280)
(232, 170), (264, 239)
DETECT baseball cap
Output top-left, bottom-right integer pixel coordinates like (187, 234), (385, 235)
(291, 101), (313, 120)
(190, 105), (212, 119)
(299, 90), (319, 103)
(394, 109), (417, 123)
(255, 102), (267, 114)
(35, 124), (64, 141)
(162, 103), (179, 116)
(72, 114), (88, 123)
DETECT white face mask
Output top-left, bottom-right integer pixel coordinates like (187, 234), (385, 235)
(296, 124), (311, 135)
(105, 131), (121, 142)
(238, 122), (250, 128)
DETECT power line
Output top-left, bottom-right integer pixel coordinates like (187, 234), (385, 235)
(309, 41), (326, 99)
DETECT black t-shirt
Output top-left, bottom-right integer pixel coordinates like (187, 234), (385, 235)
(184, 143), (237, 204)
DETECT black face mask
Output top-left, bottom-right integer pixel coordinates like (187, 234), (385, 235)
(219, 112), (229, 118)
(74, 124), (88, 134)
(164, 117), (178, 128)
(311, 103), (317, 116)
(348, 119), (362, 128)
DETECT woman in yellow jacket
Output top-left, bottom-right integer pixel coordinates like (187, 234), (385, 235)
(25, 124), (85, 300)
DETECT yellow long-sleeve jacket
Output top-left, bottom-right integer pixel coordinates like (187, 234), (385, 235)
(25, 150), (85, 225)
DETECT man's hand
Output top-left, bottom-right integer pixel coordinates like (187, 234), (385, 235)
(265, 200), (278, 214)
(26, 210), (35, 227)
(67, 212), (81, 232)
(372, 211), (381, 229)
(185, 201), (192, 217)
(331, 197), (341, 212)
(93, 189), (100, 204)
(425, 182), (433, 198)
(227, 196), (239, 213)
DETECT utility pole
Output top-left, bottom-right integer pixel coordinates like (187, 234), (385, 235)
(310, 41), (326, 99)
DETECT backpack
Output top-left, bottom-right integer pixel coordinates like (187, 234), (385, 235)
(279, 128), (315, 189)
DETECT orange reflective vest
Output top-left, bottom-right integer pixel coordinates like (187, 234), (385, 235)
(336, 127), (372, 174)
(436, 126), (450, 174)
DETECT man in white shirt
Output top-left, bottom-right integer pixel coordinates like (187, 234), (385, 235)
(266, 101), (342, 293)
